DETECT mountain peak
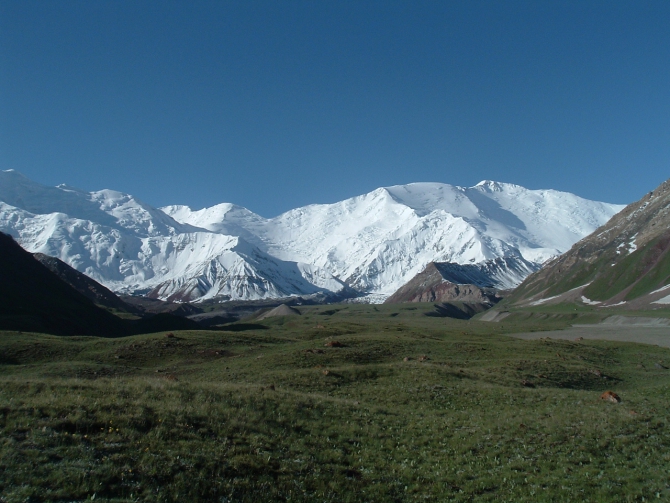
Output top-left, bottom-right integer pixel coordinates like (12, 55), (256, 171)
(474, 180), (517, 192)
(1, 169), (33, 182)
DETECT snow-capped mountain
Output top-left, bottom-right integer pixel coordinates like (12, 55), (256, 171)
(0, 170), (347, 302)
(0, 170), (625, 302)
(164, 180), (625, 296)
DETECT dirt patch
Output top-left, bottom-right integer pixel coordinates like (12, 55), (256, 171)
(595, 316), (670, 327)
(196, 349), (235, 358)
(507, 325), (670, 348)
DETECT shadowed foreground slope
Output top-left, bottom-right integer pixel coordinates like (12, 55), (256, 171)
(33, 253), (139, 315)
(0, 232), (130, 336)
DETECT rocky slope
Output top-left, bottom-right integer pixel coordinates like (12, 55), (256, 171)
(34, 253), (138, 314)
(384, 262), (503, 304)
(506, 178), (670, 309)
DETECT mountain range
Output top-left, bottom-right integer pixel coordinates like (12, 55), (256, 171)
(0, 170), (625, 303)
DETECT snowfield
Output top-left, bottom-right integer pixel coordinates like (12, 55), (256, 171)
(0, 170), (625, 302)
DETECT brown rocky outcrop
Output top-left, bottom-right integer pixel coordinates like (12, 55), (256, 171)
(385, 262), (500, 304)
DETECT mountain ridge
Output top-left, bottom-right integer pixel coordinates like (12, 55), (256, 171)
(164, 179), (624, 297)
(505, 178), (670, 309)
(0, 170), (625, 302)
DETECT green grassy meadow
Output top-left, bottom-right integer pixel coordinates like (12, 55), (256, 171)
(1, 303), (669, 502)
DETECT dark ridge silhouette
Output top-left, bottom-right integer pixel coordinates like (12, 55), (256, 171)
(0, 232), (129, 336)
(33, 253), (139, 314)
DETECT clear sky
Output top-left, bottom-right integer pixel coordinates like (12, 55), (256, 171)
(1, 1), (669, 217)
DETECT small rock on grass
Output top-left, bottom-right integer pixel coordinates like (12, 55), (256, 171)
(600, 391), (621, 403)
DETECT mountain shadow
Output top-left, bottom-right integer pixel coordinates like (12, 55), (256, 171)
(0, 232), (130, 336)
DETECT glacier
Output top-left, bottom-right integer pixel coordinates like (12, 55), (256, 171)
(0, 170), (625, 302)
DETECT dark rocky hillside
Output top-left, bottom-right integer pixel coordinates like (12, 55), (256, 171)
(34, 253), (139, 314)
(0, 232), (129, 336)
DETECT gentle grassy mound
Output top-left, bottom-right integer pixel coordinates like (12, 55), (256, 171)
(1, 303), (669, 502)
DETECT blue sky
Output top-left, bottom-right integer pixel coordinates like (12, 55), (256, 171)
(1, 1), (669, 217)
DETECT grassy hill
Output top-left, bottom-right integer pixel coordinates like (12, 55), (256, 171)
(506, 178), (670, 309)
(1, 303), (668, 502)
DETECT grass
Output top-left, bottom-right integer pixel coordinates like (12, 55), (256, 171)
(623, 240), (670, 301)
(506, 234), (670, 306)
(1, 303), (669, 502)
(582, 236), (668, 302)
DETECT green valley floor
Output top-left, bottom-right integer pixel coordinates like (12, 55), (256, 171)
(0, 303), (669, 502)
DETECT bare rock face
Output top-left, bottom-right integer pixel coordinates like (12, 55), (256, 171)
(384, 262), (500, 305)
(412, 282), (495, 303)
